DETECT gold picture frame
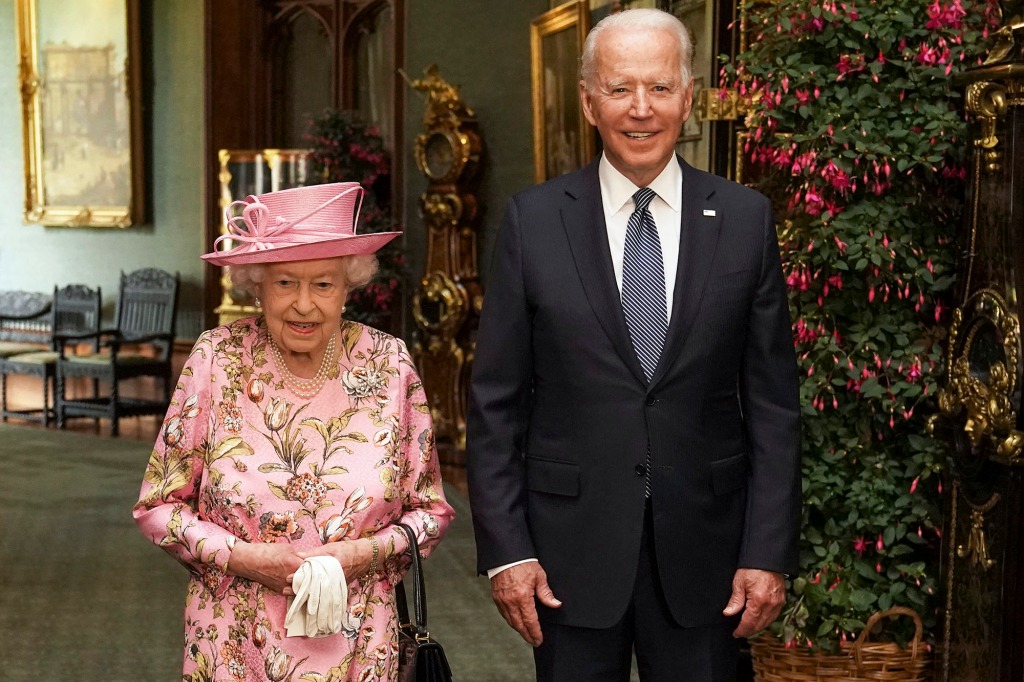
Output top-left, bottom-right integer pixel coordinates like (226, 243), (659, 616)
(15, 0), (144, 228)
(531, 1), (594, 183)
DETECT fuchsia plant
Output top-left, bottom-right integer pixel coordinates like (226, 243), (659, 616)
(721, 0), (998, 651)
(306, 110), (406, 332)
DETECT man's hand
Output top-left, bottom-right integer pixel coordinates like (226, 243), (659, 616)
(722, 568), (786, 638)
(490, 562), (562, 647)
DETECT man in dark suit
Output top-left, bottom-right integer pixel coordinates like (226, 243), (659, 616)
(466, 8), (801, 681)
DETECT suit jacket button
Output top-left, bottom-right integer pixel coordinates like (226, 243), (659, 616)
(645, 395), (657, 406)
(635, 464), (646, 476)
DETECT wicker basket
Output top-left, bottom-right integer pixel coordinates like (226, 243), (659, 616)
(751, 607), (932, 681)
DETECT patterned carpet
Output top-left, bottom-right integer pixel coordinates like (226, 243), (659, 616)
(0, 423), (533, 681)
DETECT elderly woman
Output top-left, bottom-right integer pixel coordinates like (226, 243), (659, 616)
(134, 182), (454, 681)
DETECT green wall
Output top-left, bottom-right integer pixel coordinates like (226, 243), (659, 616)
(0, 0), (205, 338)
(0, 1), (546, 340)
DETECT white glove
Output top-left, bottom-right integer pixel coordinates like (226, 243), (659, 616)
(285, 555), (353, 638)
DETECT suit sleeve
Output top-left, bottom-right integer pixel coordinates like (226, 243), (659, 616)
(737, 196), (802, 576)
(466, 196), (538, 575)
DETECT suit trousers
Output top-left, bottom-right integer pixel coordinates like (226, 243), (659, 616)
(533, 502), (739, 682)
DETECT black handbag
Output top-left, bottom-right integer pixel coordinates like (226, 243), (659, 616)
(395, 523), (453, 682)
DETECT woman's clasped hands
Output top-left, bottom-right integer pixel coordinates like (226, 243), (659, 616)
(226, 538), (377, 638)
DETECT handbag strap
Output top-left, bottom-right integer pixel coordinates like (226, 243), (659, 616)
(395, 523), (429, 634)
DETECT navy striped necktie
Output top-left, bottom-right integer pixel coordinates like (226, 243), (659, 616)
(622, 187), (668, 382)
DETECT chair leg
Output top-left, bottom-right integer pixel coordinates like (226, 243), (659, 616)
(39, 374), (50, 427)
(94, 378), (102, 433)
(110, 379), (119, 437)
(42, 370), (54, 428)
(56, 367), (66, 429)
(0, 370), (7, 423)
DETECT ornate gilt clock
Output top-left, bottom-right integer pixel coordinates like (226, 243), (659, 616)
(409, 65), (483, 465)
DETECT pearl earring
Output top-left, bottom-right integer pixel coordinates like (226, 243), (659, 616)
(254, 297), (262, 307)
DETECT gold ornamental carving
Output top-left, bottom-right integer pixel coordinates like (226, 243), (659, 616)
(407, 64), (474, 131)
(420, 192), (464, 227)
(934, 289), (1024, 464)
(956, 493), (1001, 570)
(412, 271), (468, 337)
(965, 81), (1008, 173)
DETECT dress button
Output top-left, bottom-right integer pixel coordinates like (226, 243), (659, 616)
(635, 464), (646, 476)
(645, 395), (657, 406)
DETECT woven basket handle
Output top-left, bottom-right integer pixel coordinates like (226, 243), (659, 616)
(851, 606), (923, 669)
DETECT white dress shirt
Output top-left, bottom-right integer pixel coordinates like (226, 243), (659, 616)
(487, 153), (682, 580)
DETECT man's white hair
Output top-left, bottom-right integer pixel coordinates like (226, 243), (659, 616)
(579, 8), (694, 91)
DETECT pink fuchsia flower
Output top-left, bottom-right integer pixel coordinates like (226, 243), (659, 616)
(836, 53), (865, 78)
(926, 0), (966, 30)
(853, 537), (869, 555)
(804, 189), (825, 216)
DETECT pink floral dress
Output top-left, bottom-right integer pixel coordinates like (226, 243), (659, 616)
(134, 317), (454, 682)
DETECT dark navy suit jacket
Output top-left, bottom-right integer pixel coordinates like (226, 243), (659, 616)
(467, 156), (801, 628)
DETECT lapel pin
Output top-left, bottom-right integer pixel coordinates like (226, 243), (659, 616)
(703, 209), (716, 217)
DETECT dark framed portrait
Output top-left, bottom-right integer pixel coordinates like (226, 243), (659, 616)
(530, 1), (595, 183)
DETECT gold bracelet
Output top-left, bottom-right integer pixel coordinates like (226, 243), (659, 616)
(367, 537), (379, 577)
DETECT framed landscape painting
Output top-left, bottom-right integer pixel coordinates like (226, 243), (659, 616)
(15, 0), (144, 227)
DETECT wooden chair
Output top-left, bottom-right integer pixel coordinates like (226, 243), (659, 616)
(56, 268), (179, 436)
(0, 284), (102, 426)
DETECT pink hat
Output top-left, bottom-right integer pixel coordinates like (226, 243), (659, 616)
(202, 182), (401, 266)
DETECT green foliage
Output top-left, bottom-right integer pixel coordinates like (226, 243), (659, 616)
(720, 0), (997, 652)
(306, 109), (405, 331)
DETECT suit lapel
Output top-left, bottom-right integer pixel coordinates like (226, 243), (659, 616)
(561, 162), (647, 384)
(649, 158), (722, 387)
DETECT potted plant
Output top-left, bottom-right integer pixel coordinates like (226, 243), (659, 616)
(720, 0), (997, 660)
(306, 109), (406, 333)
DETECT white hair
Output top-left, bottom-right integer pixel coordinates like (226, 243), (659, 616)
(580, 8), (694, 91)
(229, 255), (379, 299)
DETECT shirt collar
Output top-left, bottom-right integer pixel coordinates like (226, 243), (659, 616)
(598, 153), (683, 215)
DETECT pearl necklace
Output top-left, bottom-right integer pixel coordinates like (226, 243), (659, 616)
(267, 332), (337, 399)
